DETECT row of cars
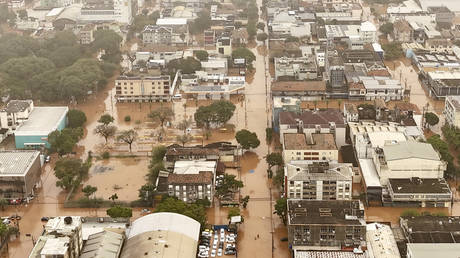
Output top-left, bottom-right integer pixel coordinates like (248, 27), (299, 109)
(198, 228), (237, 257)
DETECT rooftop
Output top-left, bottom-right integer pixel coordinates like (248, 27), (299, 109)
(400, 216), (460, 243)
(80, 230), (124, 258)
(446, 95), (460, 109)
(407, 243), (460, 258)
(167, 171), (213, 184)
(45, 216), (82, 235)
(279, 109), (345, 126)
(286, 161), (353, 182)
(358, 159), (381, 188)
(272, 81), (326, 93)
(295, 251), (367, 258)
(173, 160), (216, 175)
(388, 178), (451, 194)
(40, 237), (69, 256)
(166, 146), (220, 157)
(156, 18), (187, 25)
(283, 133), (337, 150)
(15, 106), (68, 136)
(366, 223), (400, 258)
(382, 141), (440, 161)
(0, 151), (40, 176)
(287, 200), (365, 225)
(1, 99), (32, 113)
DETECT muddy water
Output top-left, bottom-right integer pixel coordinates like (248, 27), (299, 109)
(76, 158), (149, 201)
(366, 207), (449, 226)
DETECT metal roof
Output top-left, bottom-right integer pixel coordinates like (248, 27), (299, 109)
(382, 141), (440, 161)
(15, 106), (68, 136)
(0, 151), (40, 176)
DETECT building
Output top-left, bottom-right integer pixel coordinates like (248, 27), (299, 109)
(359, 21), (377, 43)
(164, 146), (220, 169)
(0, 99), (34, 133)
(427, 6), (454, 25)
(271, 81), (326, 100)
(200, 58), (228, 75)
(407, 243), (460, 258)
(204, 30), (215, 46)
(29, 216), (83, 258)
(393, 20), (412, 43)
(278, 110), (346, 148)
(274, 57), (318, 81)
(142, 25), (173, 45)
(216, 34), (232, 56)
(285, 161), (353, 200)
(426, 70), (460, 98)
(360, 76), (404, 101)
(387, 178), (452, 207)
(366, 223), (400, 258)
(157, 160), (217, 204)
(80, 230), (124, 258)
(80, 0), (136, 25)
(15, 106), (68, 149)
(148, 18), (188, 45)
(0, 151), (41, 201)
(283, 133), (338, 163)
(343, 104), (359, 122)
(121, 212), (200, 258)
(115, 75), (171, 102)
(444, 95), (460, 127)
(400, 216), (460, 244)
(287, 200), (366, 253)
(78, 24), (95, 44)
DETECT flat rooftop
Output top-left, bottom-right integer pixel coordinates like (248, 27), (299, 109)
(295, 251), (367, 258)
(0, 151), (40, 176)
(284, 133), (337, 150)
(388, 178), (451, 194)
(288, 200), (365, 225)
(401, 216), (460, 243)
(366, 223), (400, 258)
(279, 109), (345, 127)
(407, 243), (460, 258)
(15, 106), (68, 136)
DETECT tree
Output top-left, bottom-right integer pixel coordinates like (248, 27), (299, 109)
(273, 167), (284, 188)
(0, 199), (8, 211)
(106, 206), (132, 218)
(154, 197), (207, 228)
(227, 207), (241, 219)
(138, 183), (156, 204)
(247, 21), (257, 40)
(194, 50), (208, 61)
(149, 106), (174, 127)
(109, 193), (119, 203)
(167, 57), (201, 74)
(236, 129), (260, 150)
(266, 152), (283, 170)
(241, 195), (250, 208)
(54, 158), (89, 190)
(256, 33), (268, 42)
(215, 174), (243, 197)
(194, 101), (236, 129)
(285, 36), (299, 43)
(379, 22), (394, 35)
(266, 127), (273, 144)
(232, 47), (256, 67)
(93, 30), (123, 63)
(17, 9), (27, 20)
(424, 112), (439, 128)
(82, 185), (98, 198)
(274, 198), (287, 225)
(177, 117), (193, 132)
(401, 209), (420, 217)
(176, 134), (193, 147)
(190, 10), (211, 34)
(256, 22), (265, 30)
(382, 42), (403, 60)
(148, 145), (167, 184)
(94, 124), (117, 143)
(48, 128), (83, 156)
(98, 114), (114, 125)
(67, 109), (87, 128)
(151, 145), (167, 163)
(117, 129), (137, 152)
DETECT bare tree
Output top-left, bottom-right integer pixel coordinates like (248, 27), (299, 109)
(176, 134), (193, 147)
(117, 129), (138, 152)
(94, 124), (117, 143)
(148, 106), (174, 127)
(177, 117), (193, 133)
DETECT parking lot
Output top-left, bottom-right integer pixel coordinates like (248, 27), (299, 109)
(198, 227), (237, 257)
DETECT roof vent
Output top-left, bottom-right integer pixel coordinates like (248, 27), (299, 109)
(64, 216), (72, 225)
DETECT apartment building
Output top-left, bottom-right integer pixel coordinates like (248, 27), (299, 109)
(360, 76), (404, 101)
(287, 200), (366, 254)
(115, 75), (171, 102)
(285, 161), (353, 200)
(444, 95), (460, 127)
(282, 133), (339, 163)
(274, 57), (318, 81)
(141, 25), (173, 45)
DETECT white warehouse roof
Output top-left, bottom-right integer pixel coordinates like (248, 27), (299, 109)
(156, 18), (187, 25)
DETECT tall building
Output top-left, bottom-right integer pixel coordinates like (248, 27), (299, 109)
(115, 75), (171, 102)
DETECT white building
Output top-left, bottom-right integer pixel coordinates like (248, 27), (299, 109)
(444, 95), (460, 128)
(79, 0), (135, 25)
(360, 76), (404, 101)
(282, 133), (339, 163)
(366, 223), (400, 258)
(0, 100), (34, 132)
(285, 160), (353, 200)
(360, 21), (377, 43)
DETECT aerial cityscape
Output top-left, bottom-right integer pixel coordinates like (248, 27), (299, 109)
(0, 0), (460, 257)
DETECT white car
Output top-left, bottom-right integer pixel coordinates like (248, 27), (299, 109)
(212, 241), (217, 249)
(214, 234), (218, 242)
(226, 237), (235, 243)
(217, 248), (223, 256)
(220, 234), (225, 242)
(226, 243), (235, 249)
(198, 251), (209, 258)
(211, 249), (216, 257)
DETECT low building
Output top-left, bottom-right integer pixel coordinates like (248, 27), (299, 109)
(283, 133), (338, 163)
(80, 230), (124, 258)
(274, 57), (318, 81)
(200, 58), (228, 75)
(0, 151), (41, 201)
(0, 99), (34, 131)
(387, 178), (452, 207)
(271, 81), (326, 100)
(425, 69), (460, 99)
(343, 104), (359, 122)
(444, 95), (460, 127)
(407, 243), (460, 258)
(360, 76), (404, 101)
(121, 212), (200, 258)
(15, 106), (68, 149)
(78, 24), (95, 44)
(285, 161), (353, 200)
(164, 146), (220, 169)
(400, 216), (460, 244)
(29, 216), (83, 258)
(366, 223), (400, 258)
(394, 20), (412, 43)
(142, 25), (173, 45)
(279, 110), (346, 148)
(115, 75), (171, 102)
(287, 200), (366, 253)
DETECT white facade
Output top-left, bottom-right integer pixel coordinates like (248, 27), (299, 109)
(79, 0), (134, 25)
(444, 96), (460, 128)
(0, 100), (34, 131)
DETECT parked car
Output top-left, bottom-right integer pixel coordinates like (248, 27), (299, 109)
(41, 217), (49, 222)
(224, 249), (236, 255)
(217, 248), (223, 256)
(211, 249), (216, 257)
(212, 241), (217, 249)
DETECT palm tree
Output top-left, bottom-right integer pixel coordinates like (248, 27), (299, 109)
(109, 193), (118, 204)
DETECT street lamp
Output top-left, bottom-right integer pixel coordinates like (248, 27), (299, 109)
(25, 233), (35, 247)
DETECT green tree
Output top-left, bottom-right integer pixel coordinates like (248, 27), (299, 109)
(117, 129), (137, 152)
(401, 209), (420, 217)
(194, 50), (209, 61)
(94, 124), (117, 143)
(382, 42), (403, 60)
(256, 33), (268, 42)
(216, 174), (243, 197)
(379, 22), (394, 35)
(0, 198), (8, 211)
(167, 57), (201, 74)
(0, 223), (8, 237)
(266, 128), (273, 144)
(285, 36), (299, 43)
(176, 134), (193, 147)
(273, 167), (285, 188)
(247, 21), (257, 40)
(232, 47), (256, 67)
(109, 193), (119, 203)
(138, 183), (156, 204)
(82, 185), (98, 198)
(67, 109), (87, 128)
(194, 101), (235, 129)
(106, 206), (132, 218)
(98, 114), (115, 125)
(154, 197), (207, 228)
(151, 145), (167, 163)
(148, 145), (167, 184)
(93, 30), (122, 63)
(256, 22), (265, 30)
(17, 9), (27, 20)
(190, 10), (211, 34)
(48, 128), (83, 156)
(424, 112), (439, 128)
(241, 195), (250, 208)
(47, 46), (82, 68)
(266, 152), (283, 170)
(54, 158), (89, 190)
(227, 207), (241, 219)
(274, 198), (287, 225)
(236, 129), (260, 150)
(149, 106), (174, 127)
